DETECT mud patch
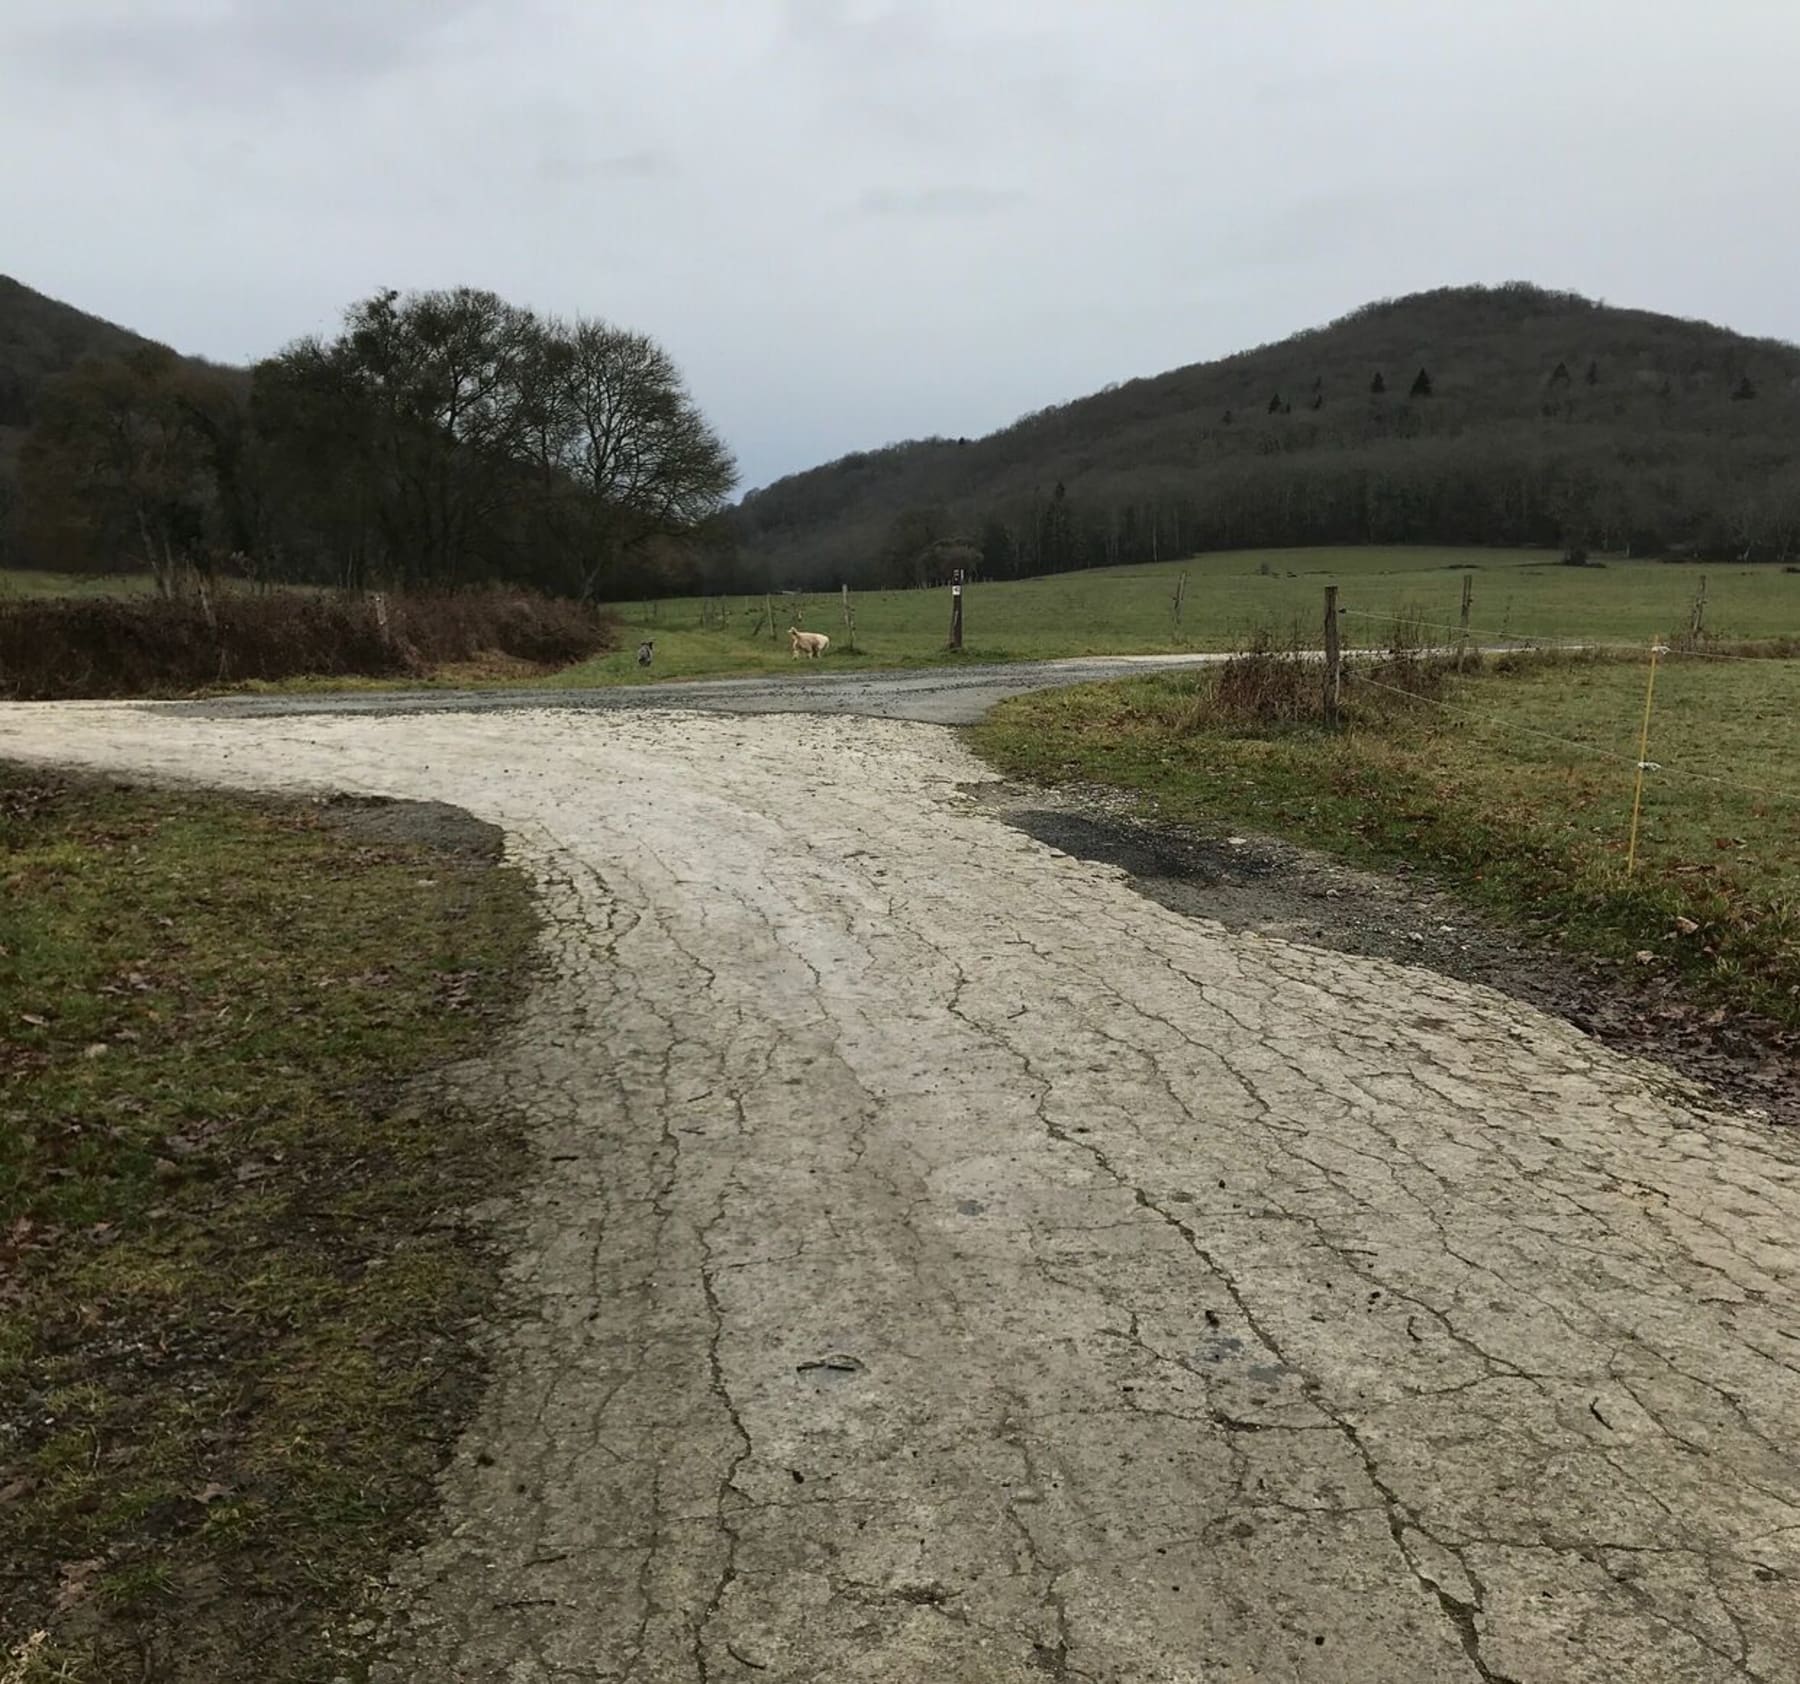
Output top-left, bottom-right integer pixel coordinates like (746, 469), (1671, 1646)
(319, 792), (506, 861)
(1002, 789), (1800, 1129)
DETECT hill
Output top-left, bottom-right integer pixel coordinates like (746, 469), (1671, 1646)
(0, 278), (171, 567)
(0, 277), (247, 570)
(0, 275), (169, 428)
(733, 284), (1800, 588)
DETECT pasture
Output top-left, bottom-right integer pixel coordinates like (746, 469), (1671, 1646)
(6, 548), (1797, 694)
(561, 547), (1800, 686)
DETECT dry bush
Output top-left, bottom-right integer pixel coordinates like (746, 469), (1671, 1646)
(1187, 612), (1465, 734)
(1358, 606), (1456, 703)
(0, 588), (614, 700)
(1198, 626), (1320, 727)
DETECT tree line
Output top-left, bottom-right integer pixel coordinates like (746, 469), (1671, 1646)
(18, 287), (738, 598)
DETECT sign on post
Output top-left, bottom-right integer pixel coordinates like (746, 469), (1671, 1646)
(949, 568), (964, 651)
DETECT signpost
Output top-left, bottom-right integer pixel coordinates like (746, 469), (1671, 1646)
(949, 568), (964, 651)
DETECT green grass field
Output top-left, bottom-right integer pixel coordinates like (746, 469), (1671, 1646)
(8, 548), (1798, 691)
(0, 770), (535, 1681)
(558, 547), (1800, 686)
(973, 650), (1800, 1022)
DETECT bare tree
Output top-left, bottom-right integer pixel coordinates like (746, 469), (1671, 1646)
(550, 318), (738, 599)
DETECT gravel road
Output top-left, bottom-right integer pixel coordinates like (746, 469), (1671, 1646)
(167, 652), (1230, 725)
(4, 674), (1797, 1683)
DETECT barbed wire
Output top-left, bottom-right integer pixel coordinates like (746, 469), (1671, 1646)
(1336, 607), (1797, 665)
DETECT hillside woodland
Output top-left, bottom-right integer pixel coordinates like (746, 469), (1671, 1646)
(734, 284), (1800, 589)
(1, 278), (735, 598)
(6, 279), (1799, 598)
(0, 277), (179, 572)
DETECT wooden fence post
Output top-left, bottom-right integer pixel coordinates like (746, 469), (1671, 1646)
(1172, 570), (1188, 628)
(1458, 573), (1473, 663)
(1323, 585), (1342, 728)
(1689, 575), (1707, 645)
(766, 592), (776, 641)
(949, 568), (964, 651)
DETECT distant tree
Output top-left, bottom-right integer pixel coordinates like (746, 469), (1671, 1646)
(1312, 374), (1323, 392)
(979, 516), (1015, 578)
(880, 506), (946, 587)
(1267, 392), (1282, 414)
(1369, 371), (1386, 395)
(251, 288), (734, 596)
(1410, 367), (1434, 397)
(1733, 374), (1757, 400)
(1585, 359), (1600, 385)
(1549, 361), (1571, 386)
(1310, 392), (1324, 411)
(551, 315), (739, 598)
(1038, 479), (1076, 572)
(1220, 409), (1233, 426)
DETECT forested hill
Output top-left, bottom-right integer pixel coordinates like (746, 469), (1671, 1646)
(0, 276), (169, 427)
(0, 277), (236, 566)
(733, 284), (1800, 588)
(1, 278), (160, 546)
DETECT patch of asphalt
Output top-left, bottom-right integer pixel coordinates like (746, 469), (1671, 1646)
(151, 653), (1231, 727)
(995, 784), (1800, 1131)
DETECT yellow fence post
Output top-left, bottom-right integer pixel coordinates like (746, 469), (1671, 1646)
(1626, 639), (1667, 875)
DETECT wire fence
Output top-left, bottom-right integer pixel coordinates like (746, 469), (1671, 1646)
(622, 563), (1797, 907)
(1323, 578), (1799, 885)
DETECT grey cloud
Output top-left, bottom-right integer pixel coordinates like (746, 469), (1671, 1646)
(852, 186), (1027, 218)
(1233, 186), (1458, 269)
(14, 0), (479, 94)
(3, 0), (1798, 492)
(539, 149), (678, 186)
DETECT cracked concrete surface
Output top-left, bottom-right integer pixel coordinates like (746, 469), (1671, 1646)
(4, 700), (1798, 1683)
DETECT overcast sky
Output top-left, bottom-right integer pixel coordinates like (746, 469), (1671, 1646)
(5, 1), (1796, 490)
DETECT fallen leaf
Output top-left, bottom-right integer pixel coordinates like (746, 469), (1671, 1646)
(1673, 916), (1700, 936)
(20, 1013), (48, 1028)
(193, 1482), (232, 1505)
(81, 1042), (109, 1059)
(1634, 950), (1658, 965)
(54, 1558), (104, 1611)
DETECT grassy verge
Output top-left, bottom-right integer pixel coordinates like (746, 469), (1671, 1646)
(0, 769), (536, 1682)
(970, 653), (1800, 1025)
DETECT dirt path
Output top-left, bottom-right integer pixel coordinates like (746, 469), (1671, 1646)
(168, 650), (1233, 726)
(5, 700), (1798, 1683)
